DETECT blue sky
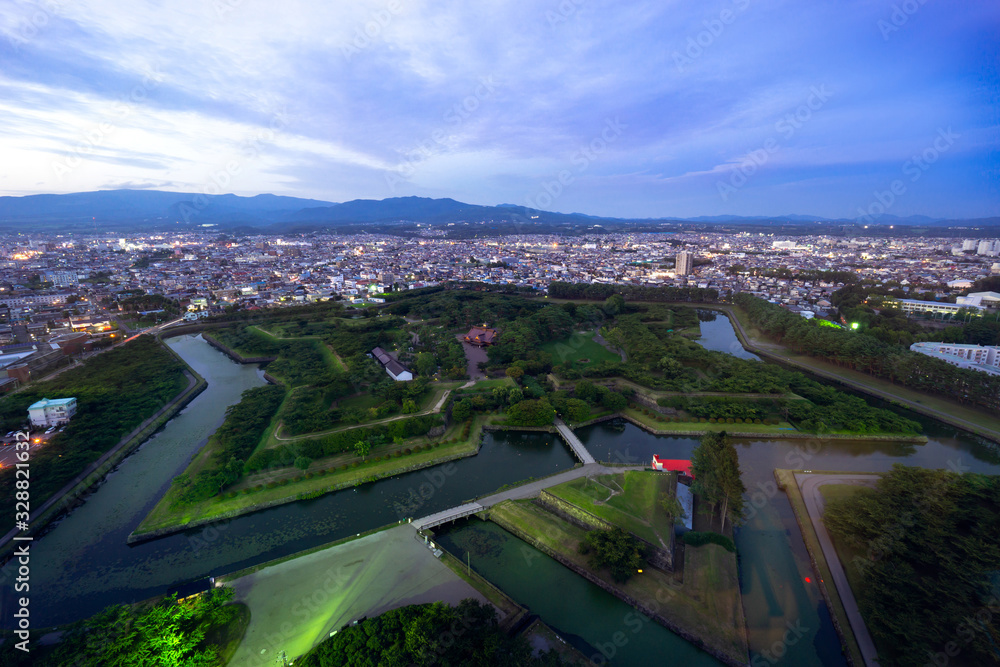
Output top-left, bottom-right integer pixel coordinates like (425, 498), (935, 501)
(1, 0), (997, 219)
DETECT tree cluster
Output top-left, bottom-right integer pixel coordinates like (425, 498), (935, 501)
(298, 600), (567, 667)
(824, 465), (1000, 667)
(690, 432), (745, 532)
(734, 294), (1000, 413)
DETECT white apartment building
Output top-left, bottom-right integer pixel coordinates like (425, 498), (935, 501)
(28, 397), (78, 427)
(909, 343), (1000, 376)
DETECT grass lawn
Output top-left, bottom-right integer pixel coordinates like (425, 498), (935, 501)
(488, 499), (747, 665)
(623, 407), (797, 435)
(775, 469), (865, 667)
(546, 470), (675, 547)
(540, 331), (620, 367)
(135, 414), (491, 536)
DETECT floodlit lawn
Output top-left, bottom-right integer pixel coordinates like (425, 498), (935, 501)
(489, 499), (747, 665)
(540, 331), (620, 367)
(546, 471), (675, 547)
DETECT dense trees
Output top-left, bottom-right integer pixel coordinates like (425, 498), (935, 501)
(172, 385), (285, 504)
(298, 600), (566, 667)
(0, 336), (188, 509)
(691, 432), (745, 531)
(578, 526), (647, 583)
(734, 294), (1000, 413)
(548, 281), (719, 303)
(825, 466), (1000, 667)
(0, 589), (242, 666)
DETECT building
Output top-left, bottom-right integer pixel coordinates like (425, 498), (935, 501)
(28, 397), (78, 427)
(370, 346), (413, 381)
(675, 251), (693, 276)
(966, 291), (1000, 307)
(888, 298), (985, 316)
(464, 327), (498, 346)
(651, 456), (694, 478)
(909, 343), (1000, 376)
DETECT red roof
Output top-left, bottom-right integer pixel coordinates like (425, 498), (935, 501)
(652, 456), (693, 477)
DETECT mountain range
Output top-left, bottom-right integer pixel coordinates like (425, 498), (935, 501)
(0, 189), (995, 233)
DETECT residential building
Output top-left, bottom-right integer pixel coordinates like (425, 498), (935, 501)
(370, 346), (413, 381)
(909, 343), (1000, 376)
(675, 251), (693, 276)
(28, 397), (78, 427)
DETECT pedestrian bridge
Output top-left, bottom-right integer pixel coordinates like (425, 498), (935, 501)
(412, 502), (484, 530)
(554, 419), (596, 464)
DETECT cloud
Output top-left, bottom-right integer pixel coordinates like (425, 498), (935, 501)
(0, 0), (996, 218)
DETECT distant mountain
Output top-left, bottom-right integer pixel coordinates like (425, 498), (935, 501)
(0, 189), (335, 228)
(0, 189), (992, 232)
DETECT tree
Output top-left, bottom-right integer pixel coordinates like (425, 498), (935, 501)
(691, 431), (745, 532)
(354, 439), (371, 461)
(415, 352), (437, 376)
(505, 366), (524, 380)
(401, 398), (418, 414)
(579, 527), (645, 583)
(451, 399), (473, 421)
(294, 456), (312, 471)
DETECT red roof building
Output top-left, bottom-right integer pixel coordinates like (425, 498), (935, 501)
(464, 327), (498, 346)
(652, 456), (693, 478)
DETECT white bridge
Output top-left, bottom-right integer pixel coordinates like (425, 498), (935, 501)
(554, 418), (596, 464)
(412, 502), (484, 530)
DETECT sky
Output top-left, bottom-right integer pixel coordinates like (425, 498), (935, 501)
(1, 0), (998, 220)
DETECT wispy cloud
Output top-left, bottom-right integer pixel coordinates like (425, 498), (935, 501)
(0, 0), (997, 218)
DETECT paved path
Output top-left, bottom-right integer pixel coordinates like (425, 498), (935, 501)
(412, 463), (647, 529)
(796, 473), (881, 667)
(554, 418), (596, 464)
(226, 525), (491, 666)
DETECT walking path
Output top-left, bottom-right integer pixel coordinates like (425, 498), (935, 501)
(796, 472), (881, 667)
(412, 462), (646, 529)
(554, 418), (596, 464)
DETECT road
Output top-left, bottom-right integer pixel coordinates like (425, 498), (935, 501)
(226, 524), (491, 666)
(796, 473), (881, 667)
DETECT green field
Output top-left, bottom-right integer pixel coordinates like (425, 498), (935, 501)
(459, 377), (516, 392)
(546, 470), (675, 547)
(540, 330), (620, 367)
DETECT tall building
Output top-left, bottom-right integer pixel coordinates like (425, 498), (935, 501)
(676, 251), (693, 276)
(962, 239), (978, 251)
(977, 240), (999, 256)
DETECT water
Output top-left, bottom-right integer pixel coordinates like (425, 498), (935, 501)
(694, 309), (760, 360)
(436, 521), (722, 666)
(9, 321), (1000, 665)
(1, 335), (576, 627)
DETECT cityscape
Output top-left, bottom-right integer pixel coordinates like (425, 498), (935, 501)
(1, 1), (999, 667)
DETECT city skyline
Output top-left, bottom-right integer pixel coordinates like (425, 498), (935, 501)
(1, 1), (998, 220)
